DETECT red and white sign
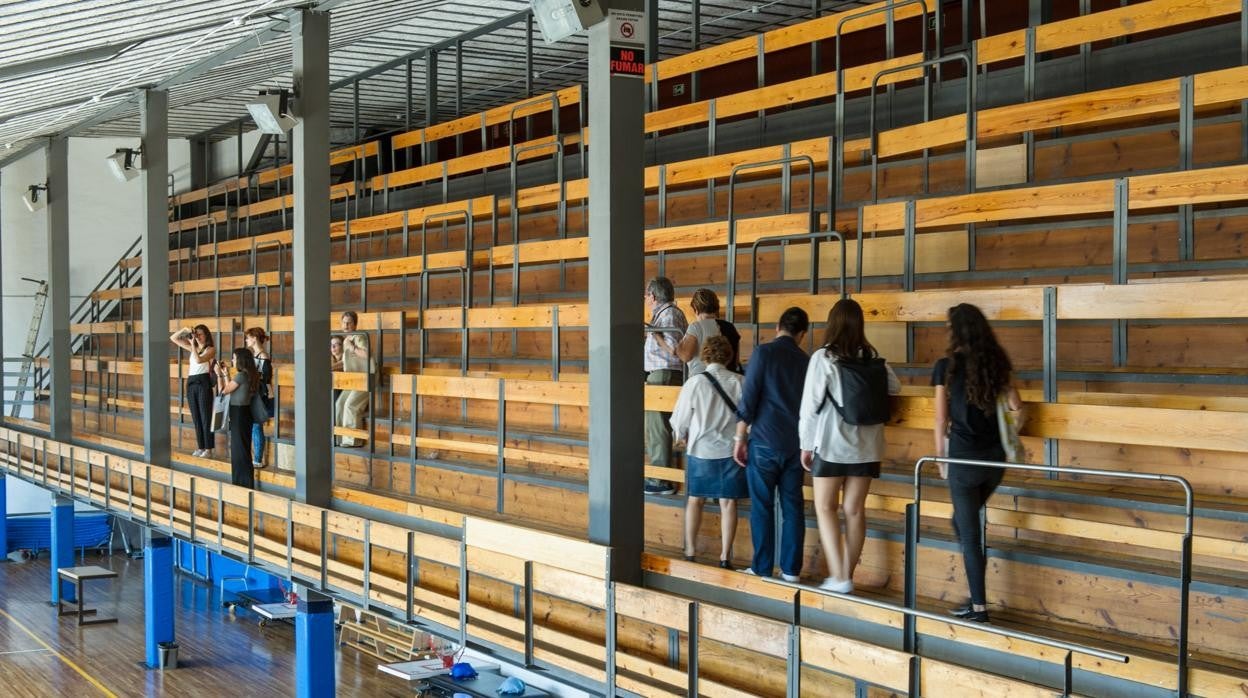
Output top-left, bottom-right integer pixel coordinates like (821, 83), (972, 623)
(608, 9), (645, 45)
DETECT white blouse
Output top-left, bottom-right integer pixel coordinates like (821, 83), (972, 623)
(798, 348), (901, 463)
(669, 363), (743, 459)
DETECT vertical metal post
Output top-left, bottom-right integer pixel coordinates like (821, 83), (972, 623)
(691, 0), (701, 100)
(687, 602), (700, 696)
(1043, 287), (1059, 468)
(523, 561), (535, 666)
(141, 90), (171, 466)
(143, 528), (175, 668)
(646, 0), (660, 63)
(425, 50), (439, 164)
(352, 80), (361, 145)
(405, 58), (413, 133)
(292, 9), (333, 508)
(1177, 75), (1194, 261)
(587, 0), (646, 586)
(786, 593), (801, 698)
(810, 0), (822, 74)
(46, 138), (71, 441)
(903, 503), (918, 653)
(903, 201), (916, 292)
(525, 14), (535, 98)
(1112, 179), (1129, 367)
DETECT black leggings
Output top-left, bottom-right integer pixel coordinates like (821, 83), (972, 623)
(948, 462), (1005, 606)
(187, 374), (214, 450)
(228, 405), (254, 489)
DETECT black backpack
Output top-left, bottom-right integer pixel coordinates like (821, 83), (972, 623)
(816, 355), (891, 425)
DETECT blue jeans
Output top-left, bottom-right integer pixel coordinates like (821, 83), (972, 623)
(251, 421), (266, 465)
(746, 442), (805, 578)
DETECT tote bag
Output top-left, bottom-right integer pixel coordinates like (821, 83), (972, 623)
(996, 395), (1025, 463)
(211, 393), (230, 432)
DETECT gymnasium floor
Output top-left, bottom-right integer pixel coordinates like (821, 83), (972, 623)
(0, 552), (409, 697)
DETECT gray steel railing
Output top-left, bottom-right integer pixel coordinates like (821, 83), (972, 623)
(911, 456), (1192, 697)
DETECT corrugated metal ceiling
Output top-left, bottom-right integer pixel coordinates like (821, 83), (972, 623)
(0, 0), (855, 154)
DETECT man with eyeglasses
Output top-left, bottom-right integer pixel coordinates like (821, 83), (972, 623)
(643, 277), (687, 495)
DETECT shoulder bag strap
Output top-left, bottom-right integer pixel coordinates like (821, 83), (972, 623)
(701, 371), (737, 414)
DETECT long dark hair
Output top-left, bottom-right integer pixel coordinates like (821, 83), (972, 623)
(233, 347), (260, 395)
(946, 303), (1012, 411)
(193, 324), (214, 348)
(822, 298), (877, 361)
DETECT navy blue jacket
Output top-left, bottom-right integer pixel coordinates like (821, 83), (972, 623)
(736, 334), (808, 455)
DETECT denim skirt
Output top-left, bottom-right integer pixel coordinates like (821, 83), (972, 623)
(686, 455), (749, 499)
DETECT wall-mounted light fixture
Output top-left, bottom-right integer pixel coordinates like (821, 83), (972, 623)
(247, 89), (298, 135)
(105, 147), (141, 182)
(22, 183), (48, 212)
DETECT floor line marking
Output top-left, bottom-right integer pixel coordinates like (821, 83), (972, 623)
(0, 607), (118, 697)
(0, 647), (53, 655)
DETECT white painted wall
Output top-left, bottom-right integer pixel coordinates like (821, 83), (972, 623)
(1, 136), (192, 514)
(210, 128), (268, 181)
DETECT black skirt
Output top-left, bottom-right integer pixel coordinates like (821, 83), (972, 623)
(811, 456), (881, 479)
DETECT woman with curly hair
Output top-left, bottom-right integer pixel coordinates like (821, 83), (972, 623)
(932, 303), (1021, 623)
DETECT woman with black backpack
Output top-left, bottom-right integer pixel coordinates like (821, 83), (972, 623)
(799, 298), (900, 593)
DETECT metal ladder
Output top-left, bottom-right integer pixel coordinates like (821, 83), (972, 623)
(10, 277), (48, 417)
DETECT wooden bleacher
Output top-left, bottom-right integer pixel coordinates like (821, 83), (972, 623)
(14, 0), (1248, 694)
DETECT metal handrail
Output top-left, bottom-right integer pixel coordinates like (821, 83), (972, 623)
(868, 51), (976, 201)
(864, 51), (976, 292)
(421, 210), (475, 310)
(748, 229), (845, 348)
(912, 456), (1192, 696)
(834, 0), (930, 208)
(725, 155), (817, 322)
(507, 92), (562, 158)
(251, 239), (285, 316)
(418, 266), (470, 376)
(507, 137), (566, 306)
(765, 575), (1127, 697)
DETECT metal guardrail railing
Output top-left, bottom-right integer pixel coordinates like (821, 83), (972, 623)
(910, 456), (1192, 697)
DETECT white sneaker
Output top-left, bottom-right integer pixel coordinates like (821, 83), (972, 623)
(192, 449), (204, 457)
(818, 577), (853, 594)
(741, 568), (757, 576)
(780, 573), (801, 583)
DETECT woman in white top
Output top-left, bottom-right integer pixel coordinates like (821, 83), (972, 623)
(170, 324), (217, 458)
(798, 298), (900, 593)
(670, 336), (747, 569)
(675, 288), (722, 375)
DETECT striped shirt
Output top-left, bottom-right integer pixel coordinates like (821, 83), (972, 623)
(644, 302), (687, 372)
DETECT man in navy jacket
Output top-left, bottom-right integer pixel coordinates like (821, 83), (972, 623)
(732, 307), (810, 581)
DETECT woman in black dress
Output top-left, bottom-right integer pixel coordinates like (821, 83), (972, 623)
(215, 348), (258, 489)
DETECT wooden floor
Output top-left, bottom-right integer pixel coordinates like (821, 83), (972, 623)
(0, 553), (409, 697)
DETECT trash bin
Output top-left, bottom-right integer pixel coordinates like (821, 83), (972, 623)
(157, 642), (179, 670)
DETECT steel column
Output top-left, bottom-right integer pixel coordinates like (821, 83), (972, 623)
(292, 9), (333, 508)
(0, 475), (6, 558)
(646, 0), (661, 63)
(295, 588), (335, 698)
(141, 90), (171, 466)
(50, 493), (75, 603)
(46, 138), (71, 440)
(587, 0), (646, 586)
(143, 529), (175, 668)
